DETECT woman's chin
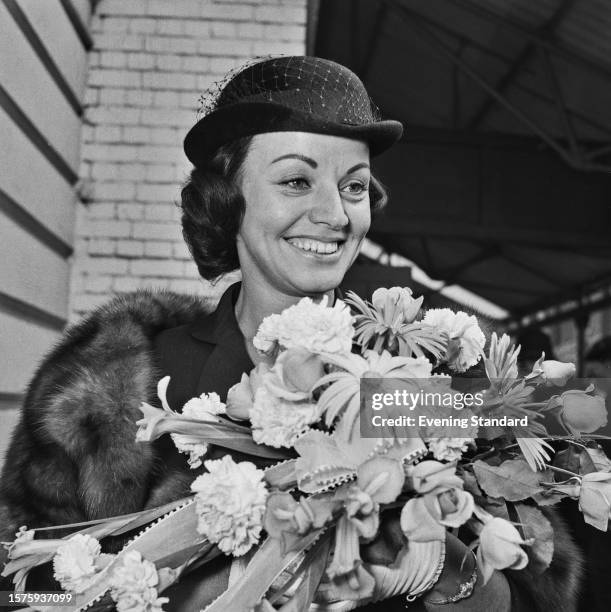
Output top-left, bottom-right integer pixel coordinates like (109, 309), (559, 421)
(287, 269), (348, 296)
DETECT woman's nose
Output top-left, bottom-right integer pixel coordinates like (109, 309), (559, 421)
(308, 185), (349, 229)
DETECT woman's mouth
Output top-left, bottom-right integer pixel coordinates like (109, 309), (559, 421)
(285, 237), (343, 256)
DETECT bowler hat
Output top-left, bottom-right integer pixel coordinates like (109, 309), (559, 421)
(184, 56), (403, 167)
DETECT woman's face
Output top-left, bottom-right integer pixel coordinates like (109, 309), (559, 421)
(236, 132), (371, 297)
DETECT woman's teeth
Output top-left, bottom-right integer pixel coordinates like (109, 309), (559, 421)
(286, 238), (339, 254)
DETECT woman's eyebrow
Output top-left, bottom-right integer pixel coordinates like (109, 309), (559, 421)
(346, 162), (370, 173)
(271, 154), (318, 168)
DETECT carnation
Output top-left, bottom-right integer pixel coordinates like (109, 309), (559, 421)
(250, 384), (319, 448)
(253, 296), (354, 355)
(171, 392), (226, 469)
(53, 534), (101, 594)
(191, 456), (268, 556)
(422, 309), (485, 372)
(427, 437), (473, 462)
(109, 550), (168, 612)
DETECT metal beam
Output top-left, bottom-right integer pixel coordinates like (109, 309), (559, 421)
(467, 0), (577, 129)
(386, 1), (611, 173)
(370, 219), (611, 250)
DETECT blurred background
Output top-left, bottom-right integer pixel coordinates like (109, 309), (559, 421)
(1, 0), (611, 464)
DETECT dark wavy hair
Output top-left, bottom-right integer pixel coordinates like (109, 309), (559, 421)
(180, 137), (389, 281)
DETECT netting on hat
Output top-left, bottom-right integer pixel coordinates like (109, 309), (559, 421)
(196, 55), (382, 126)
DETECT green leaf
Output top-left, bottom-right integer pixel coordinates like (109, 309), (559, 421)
(473, 459), (547, 501)
(513, 503), (554, 574)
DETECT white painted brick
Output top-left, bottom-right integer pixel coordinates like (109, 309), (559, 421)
(211, 21), (237, 38)
(132, 221), (181, 240)
(173, 241), (192, 260)
(95, 125), (122, 142)
(100, 51), (127, 68)
(156, 19), (184, 35)
(145, 36), (197, 55)
(145, 203), (177, 220)
(130, 259), (185, 277)
(142, 72), (197, 91)
(145, 164), (176, 181)
(237, 23), (264, 38)
(99, 88), (126, 105)
(255, 4), (306, 23)
(102, 17), (130, 32)
(147, 0), (201, 18)
(140, 278), (172, 290)
(87, 106), (141, 125)
(117, 203), (145, 220)
(88, 239), (116, 255)
(94, 33), (144, 51)
(140, 107), (193, 127)
(183, 20), (211, 37)
(150, 127), (179, 145)
(83, 88), (99, 106)
(118, 163), (147, 181)
(157, 54), (182, 71)
(117, 240), (145, 257)
(87, 220), (131, 237)
(181, 56), (210, 73)
(123, 126), (151, 143)
(84, 257), (130, 274)
(252, 40), (304, 55)
(87, 202), (116, 218)
(126, 89), (155, 106)
(91, 163), (120, 180)
(144, 241), (173, 257)
(170, 278), (206, 294)
(127, 52), (155, 69)
(72, 293), (111, 313)
(113, 276), (143, 292)
(209, 56), (242, 74)
(199, 4), (254, 20)
(97, 0), (149, 16)
(94, 181), (136, 200)
(179, 92), (200, 109)
(85, 275), (114, 292)
(153, 90), (180, 106)
(199, 38), (252, 56)
(264, 24), (305, 41)
(89, 68), (142, 88)
(129, 18), (157, 33)
(136, 183), (177, 202)
(82, 143), (139, 162)
(135, 145), (183, 163)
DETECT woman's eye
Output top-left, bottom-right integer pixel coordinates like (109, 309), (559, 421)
(282, 178), (310, 190)
(341, 181), (368, 195)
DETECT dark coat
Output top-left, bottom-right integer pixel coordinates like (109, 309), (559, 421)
(0, 285), (583, 611)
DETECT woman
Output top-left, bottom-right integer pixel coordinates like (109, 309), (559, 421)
(0, 56), (581, 610)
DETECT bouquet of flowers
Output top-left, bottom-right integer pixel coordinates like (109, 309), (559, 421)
(3, 286), (610, 612)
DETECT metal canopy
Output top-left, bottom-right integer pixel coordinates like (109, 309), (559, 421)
(314, 0), (611, 325)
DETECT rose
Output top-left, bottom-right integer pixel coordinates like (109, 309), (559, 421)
(578, 472), (611, 530)
(409, 460), (463, 494)
(558, 389), (607, 434)
(276, 348), (325, 394)
(226, 363), (271, 420)
(477, 517), (531, 583)
(372, 286), (422, 323)
(539, 360), (576, 386)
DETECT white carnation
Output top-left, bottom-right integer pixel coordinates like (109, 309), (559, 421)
(253, 296), (354, 355)
(427, 437), (473, 462)
(171, 392), (226, 469)
(250, 384), (319, 448)
(109, 550), (168, 612)
(191, 456), (268, 556)
(53, 534), (101, 594)
(422, 308), (485, 372)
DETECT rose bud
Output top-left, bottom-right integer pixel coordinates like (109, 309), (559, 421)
(226, 373), (253, 421)
(558, 389), (607, 434)
(424, 487), (474, 529)
(277, 348), (324, 395)
(477, 517), (532, 584)
(579, 472), (611, 531)
(540, 360), (576, 386)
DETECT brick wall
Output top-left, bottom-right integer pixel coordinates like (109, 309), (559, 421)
(70, 0), (307, 318)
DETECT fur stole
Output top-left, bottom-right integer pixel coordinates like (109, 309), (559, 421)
(0, 291), (583, 609)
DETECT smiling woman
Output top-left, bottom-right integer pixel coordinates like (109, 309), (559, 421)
(0, 56), (582, 612)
